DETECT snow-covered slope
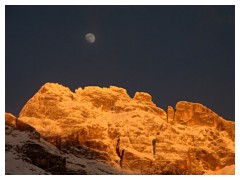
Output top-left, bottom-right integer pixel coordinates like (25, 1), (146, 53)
(5, 116), (130, 175)
(6, 124), (50, 175)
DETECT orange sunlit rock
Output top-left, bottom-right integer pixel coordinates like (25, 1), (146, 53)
(167, 106), (174, 124)
(5, 112), (17, 128)
(17, 82), (235, 174)
(174, 101), (235, 140)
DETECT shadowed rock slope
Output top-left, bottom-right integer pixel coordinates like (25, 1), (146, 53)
(7, 82), (234, 174)
(5, 113), (129, 175)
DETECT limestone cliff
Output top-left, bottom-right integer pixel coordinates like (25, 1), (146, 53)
(174, 101), (235, 140)
(8, 82), (234, 174)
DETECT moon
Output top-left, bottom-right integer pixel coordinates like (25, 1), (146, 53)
(85, 33), (95, 43)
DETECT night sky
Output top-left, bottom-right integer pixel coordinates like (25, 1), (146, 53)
(5, 6), (235, 120)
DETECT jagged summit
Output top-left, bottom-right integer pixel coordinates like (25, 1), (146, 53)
(29, 82), (160, 108)
(6, 82), (235, 174)
(19, 82), (167, 122)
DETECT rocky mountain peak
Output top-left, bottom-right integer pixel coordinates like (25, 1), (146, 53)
(133, 92), (154, 105)
(6, 82), (235, 175)
(39, 82), (73, 95)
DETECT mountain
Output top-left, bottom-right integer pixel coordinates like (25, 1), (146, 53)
(5, 82), (235, 174)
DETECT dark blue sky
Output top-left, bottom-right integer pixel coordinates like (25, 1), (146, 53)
(5, 5), (235, 120)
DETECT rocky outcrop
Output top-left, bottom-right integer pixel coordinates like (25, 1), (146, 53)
(5, 117), (66, 174)
(174, 101), (235, 140)
(133, 92), (154, 105)
(5, 113), (17, 128)
(133, 92), (167, 118)
(75, 86), (132, 112)
(6, 114), (125, 175)
(174, 101), (218, 126)
(22, 142), (66, 174)
(5, 113), (40, 140)
(12, 82), (235, 174)
(216, 117), (235, 141)
(167, 106), (175, 124)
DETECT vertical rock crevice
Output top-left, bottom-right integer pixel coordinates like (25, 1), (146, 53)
(152, 138), (156, 158)
(116, 137), (125, 168)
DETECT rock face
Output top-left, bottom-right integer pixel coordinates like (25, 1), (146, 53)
(5, 113), (65, 174)
(5, 113), (127, 175)
(21, 142), (66, 174)
(174, 101), (235, 140)
(5, 113), (17, 128)
(7, 82), (235, 174)
(5, 113), (40, 140)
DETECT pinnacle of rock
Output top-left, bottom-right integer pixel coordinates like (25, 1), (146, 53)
(167, 106), (174, 124)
